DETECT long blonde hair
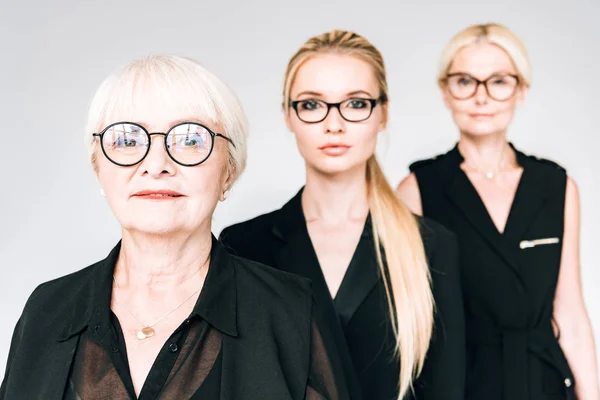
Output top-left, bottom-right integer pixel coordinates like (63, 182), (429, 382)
(283, 30), (434, 399)
(437, 23), (532, 87)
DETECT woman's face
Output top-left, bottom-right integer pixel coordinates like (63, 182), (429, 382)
(286, 53), (386, 176)
(95, 112), (231, 236)
(442, 42), (527, 137)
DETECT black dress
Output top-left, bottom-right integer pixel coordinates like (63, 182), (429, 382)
(409, 143), (576, 400)
(219, 188), (466, 400)
(0, 236), (346, 400)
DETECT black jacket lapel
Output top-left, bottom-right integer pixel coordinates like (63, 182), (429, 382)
(271, 188), (365, 400)
(272, 189), (381, 327)
(444, 146), (527, 291)
(271, 189), (333, 295)
(333, 216), (380, 327)
(502, 148), (550, 244)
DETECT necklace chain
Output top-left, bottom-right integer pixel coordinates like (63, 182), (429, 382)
(112, 275), (203, 338)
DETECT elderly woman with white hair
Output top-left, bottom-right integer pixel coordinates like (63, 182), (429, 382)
(0, 55), (346, 399)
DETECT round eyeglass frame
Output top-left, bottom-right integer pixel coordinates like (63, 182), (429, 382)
(443, 73), (520, 102)
(92, 121), (235, 167)
(289, 98), (380, 123)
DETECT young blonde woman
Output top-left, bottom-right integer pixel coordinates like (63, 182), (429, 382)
(397, 23), (600, 400)
(220, 30), (465, 400)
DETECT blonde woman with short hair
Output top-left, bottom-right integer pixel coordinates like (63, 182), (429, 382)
(220, 30), (466, 400)
(0, 54), (345, 399)
(397, 23), (600, 400)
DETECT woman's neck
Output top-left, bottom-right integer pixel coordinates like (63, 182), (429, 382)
(458, 131), (517, 173)
(302, 163), (369, 226)
(114, 227), (212, 296)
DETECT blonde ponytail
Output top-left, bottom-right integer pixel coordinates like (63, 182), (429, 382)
(282, 30), (435, 399)
(367, 156), (434, 397)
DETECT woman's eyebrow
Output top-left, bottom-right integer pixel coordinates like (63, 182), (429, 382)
(346, 90), (373, 97)
(294, 91), (323, 98)
(293, 90), (374, 99)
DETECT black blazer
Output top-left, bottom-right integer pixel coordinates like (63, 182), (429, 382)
(219, 188), (466, 400)
(0, 236), (347, 400)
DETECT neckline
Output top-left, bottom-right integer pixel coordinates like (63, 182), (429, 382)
(301, 208), (372, 302)
(452, 142), (527, 236)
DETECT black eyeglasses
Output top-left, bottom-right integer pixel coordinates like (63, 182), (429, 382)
(289, 98), (380, 123)
(444, 73), (520, 101)
(92, 121), (235, 167)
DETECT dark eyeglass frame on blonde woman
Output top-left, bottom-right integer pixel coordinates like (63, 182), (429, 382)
(92, 121), (235, 167)
(442, 72), (520, 101)
(219, 29), (466, 400)
(289, 97), (382, 123)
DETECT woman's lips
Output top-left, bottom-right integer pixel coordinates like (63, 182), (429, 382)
(132, 190), (184, 200)
(318, 143), (351, 156)
(469, 113), (495, 120)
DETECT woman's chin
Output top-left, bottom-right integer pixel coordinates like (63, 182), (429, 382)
(461, 125), (505, 137)
(310, 156), (367, 176)
(120, 220), (192, 236)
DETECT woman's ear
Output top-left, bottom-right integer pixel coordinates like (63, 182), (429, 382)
(516, 85), (528, 108)
(219, 164), (235, 202)
(378, 102), (389, 132)
(440, 85), (452, 110)
(283, 107), (293, 132)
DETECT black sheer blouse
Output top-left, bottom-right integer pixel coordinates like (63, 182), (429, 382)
(1, 237), (346, 400)
(64, 316), (335, 399)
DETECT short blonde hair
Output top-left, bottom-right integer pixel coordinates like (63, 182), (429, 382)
(437, 23), (532, 87)
(85, 54), (248, 183)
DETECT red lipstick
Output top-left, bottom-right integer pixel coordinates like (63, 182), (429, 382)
(132, 190), (184, 200)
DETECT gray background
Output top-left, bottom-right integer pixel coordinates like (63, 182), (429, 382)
(0, 0), (598, 369)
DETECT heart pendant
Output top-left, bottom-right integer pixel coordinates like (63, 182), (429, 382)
(136, 327), (155, 340)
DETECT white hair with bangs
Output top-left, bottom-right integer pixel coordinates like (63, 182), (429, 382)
(85, 54), (248, 183)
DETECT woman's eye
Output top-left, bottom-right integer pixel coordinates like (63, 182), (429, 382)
(458, 77), (473, 86)
(182, 137), (196, 146)
(347, 99), (368, 108)
(114, 136), (137, 147)
(176, 134), (207, 148)
(300, 100), (320, 110)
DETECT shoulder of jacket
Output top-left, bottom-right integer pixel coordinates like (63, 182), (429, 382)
(525, 153), (566, 172)
(409, 153), (447, 173)
(232, 255), (311, 293)
(231, 256), (313, 322)
(219, 210), (279, 242)
(24, 263), (97, 307)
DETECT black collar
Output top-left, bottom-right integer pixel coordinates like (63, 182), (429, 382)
(57, 235), (238, 342)
(271, 187), (306, 242)
(447, 141), (528, 170)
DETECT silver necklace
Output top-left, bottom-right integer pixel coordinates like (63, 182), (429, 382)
(112, 276), (203, 340)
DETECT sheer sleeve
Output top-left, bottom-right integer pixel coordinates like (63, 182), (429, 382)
(306, 314), (344, 400)
(305, 299), (350, 400)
